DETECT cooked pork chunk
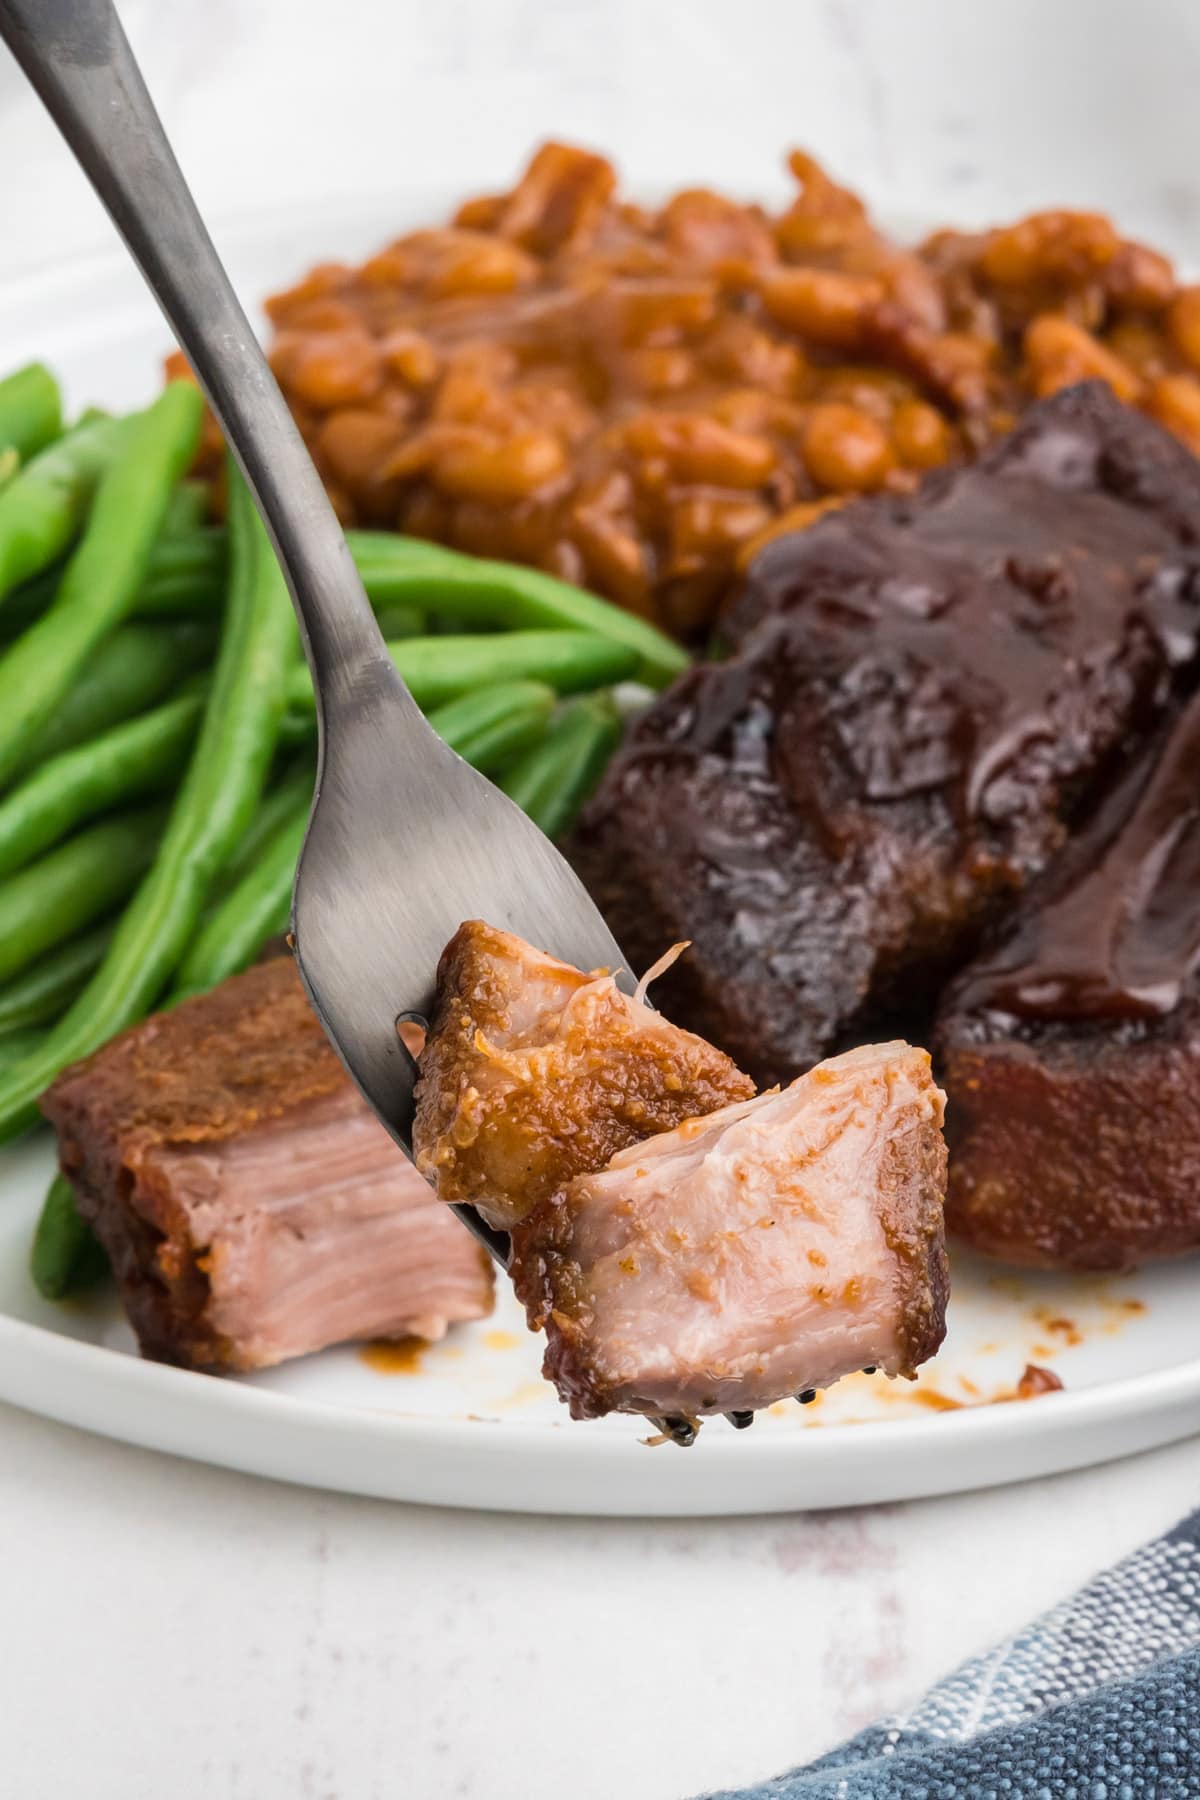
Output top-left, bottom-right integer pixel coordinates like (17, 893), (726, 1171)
(42, 957), (493, 1371)
(416, 926), (948, 1423)
(412, 921), (754, 1230)
(510, 1042), (948, 1419)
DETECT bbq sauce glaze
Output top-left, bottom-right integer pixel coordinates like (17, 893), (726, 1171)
(734, 395), (1200, 849)
(952, 689), (1200, 1022)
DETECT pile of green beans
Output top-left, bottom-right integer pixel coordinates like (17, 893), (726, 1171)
(0, 364), (693, 1298)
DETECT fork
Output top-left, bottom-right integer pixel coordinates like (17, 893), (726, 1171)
(0, 0), (726, 1445)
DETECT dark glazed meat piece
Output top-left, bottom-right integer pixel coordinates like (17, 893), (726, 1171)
(509, 1042), (948, 1419)
(571, 384), (1200, 1085)
(42, 958), (494, 1370)
(412, 921), (754, 1229)
(937, 689), (1200, 1272)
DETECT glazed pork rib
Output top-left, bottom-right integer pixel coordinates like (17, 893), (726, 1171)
(414, 923), (949, 1422)
(42, 957), (493, 1371)
(937, 690), (1200, 1272)
(510, 1043), (948, 1421)
(571, 382), (1200, 1086)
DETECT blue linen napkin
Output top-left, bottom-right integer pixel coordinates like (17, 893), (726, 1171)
(701, 1507), (1200, 1798)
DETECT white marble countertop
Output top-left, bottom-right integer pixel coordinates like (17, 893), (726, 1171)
(5, 1401), (1200, 1800)
(4, 3), (1200, 1795)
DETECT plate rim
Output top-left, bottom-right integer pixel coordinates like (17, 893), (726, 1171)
(2, 205), (1198, 1514)
(6, 1298), (1200, 1460)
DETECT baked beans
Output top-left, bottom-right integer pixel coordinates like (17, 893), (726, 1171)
(177, 142), (1200, 639)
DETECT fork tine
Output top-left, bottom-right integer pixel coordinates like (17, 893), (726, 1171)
(654, 1414), (698, 1447)
(449, 1202), (511, 1266)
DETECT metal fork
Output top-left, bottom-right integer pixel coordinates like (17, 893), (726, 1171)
(0, 0), (722, 1446)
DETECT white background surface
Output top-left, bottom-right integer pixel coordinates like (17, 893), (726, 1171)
(4, 3), (1200, 1795)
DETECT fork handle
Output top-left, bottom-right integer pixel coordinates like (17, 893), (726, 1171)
(0, 0), (401, 723)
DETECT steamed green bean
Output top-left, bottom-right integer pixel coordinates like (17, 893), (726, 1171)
(0, 411), (135, 605)
(19, 621), (214, 771)
(500, 693), (621, 840)
(0, 684), (205, 878)
(31, 1175), (107, 1301)
(283, 629), (638, 719)
(0, 384), (204, 785)
(0, 363), (62, 464)
(346, 530), (687, 687)
(0, 925), (112, 1035)
(0, 805), (165, 985)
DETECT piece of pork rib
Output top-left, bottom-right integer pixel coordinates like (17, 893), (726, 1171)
(42, 957), (493, 1371)
(412, 920), (754, 1231)
(509, 1042), (948, 1420)
(571, 383), (1200, 1087)
(937, 689), (1200, 1273)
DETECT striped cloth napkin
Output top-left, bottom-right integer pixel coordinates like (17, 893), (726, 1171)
(701, 1507), (1200, 1798)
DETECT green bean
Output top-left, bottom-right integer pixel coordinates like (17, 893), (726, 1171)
(0, 568), (59, 641)
(0, 925), (112, 1034)
(31, 1174), (108, 1301)
(0, 411), (135, 605)
(284, 629), (639, 721)
(428, 679), (556, 772)
(153, 760), (318, 1001)
(136, 528), (226, 612)
(0, 384), (204, 786)
(274, 709), (316, 752)
(500, 693), (622, 840)
(0, 804), (166, 985)
(345, 531), (457, 577)
(0, 526), (225, 643)
(173, 800), (308, 999)
(162, 481), (209, 536)
(19, 621), (214, 770)
(0, 1028), (41, 1065)
(0, 684), (205, 878)
(0, 460), (296, 1142)
(373, 602), (425, 640)
(346, 530), (688, 688)
(0, 363), (62, 464)
(219, 755), (315, 893)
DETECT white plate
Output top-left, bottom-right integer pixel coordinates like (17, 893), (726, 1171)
(1, 202), (1198, 1517)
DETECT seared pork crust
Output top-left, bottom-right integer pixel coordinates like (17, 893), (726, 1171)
(413, 920), (753, 1228)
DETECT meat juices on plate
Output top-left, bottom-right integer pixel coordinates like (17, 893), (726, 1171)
(415, 924), (949, 1423)
(412, 920), (754, 1231)
(42, 957), (493, 1372)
